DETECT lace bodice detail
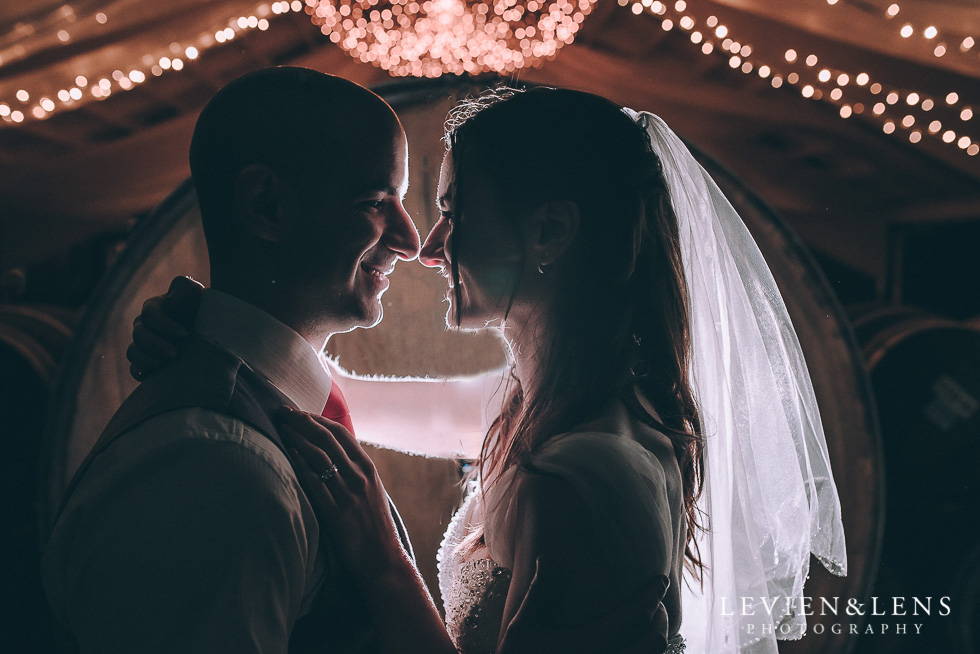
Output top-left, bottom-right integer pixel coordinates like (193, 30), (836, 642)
(436, 482), (685, 654)
(437, 482), (512, 654)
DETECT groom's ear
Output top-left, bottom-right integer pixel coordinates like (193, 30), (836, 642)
(526, 200), (580, 268)
(234, 164), (293, 243)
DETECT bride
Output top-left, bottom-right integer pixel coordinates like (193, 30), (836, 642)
(132, 86), (846, 653)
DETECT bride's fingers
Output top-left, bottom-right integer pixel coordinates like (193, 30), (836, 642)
(126, 342), (162, 376)
(280, 423), (337, 474)
(279, 409), (354, 470)
(140, 297), (191, 339)
(307, 413), (373, 468)
(279, 417), (365, 500)
(132, 320), (180, 360)
(288, 446), (340, 516)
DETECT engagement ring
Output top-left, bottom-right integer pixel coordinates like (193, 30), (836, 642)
(320, 464), (339, 483)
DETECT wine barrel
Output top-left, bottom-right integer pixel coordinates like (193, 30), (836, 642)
(849, 310), (980, 654)
(39, 78), (881, 650)
(0, 305), (77, 653)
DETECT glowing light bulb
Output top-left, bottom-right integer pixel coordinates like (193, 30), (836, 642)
(11, 110), (24, 123)
(690, 31), (702, 43)
(906, 92), (920, 105)
(16, 90), (29, 102)
(946, 92), (959, 105)
(934, 44), (946, 57)
(870, 82), (882, 94)
(57, 30), (70, 43)
(96, 12), (107, 23)
(805, 54), (818, 66)
(886, 91), (899, 105)
(856, 73), (869, 86)
(883, 121), (896, 134)
(787, 72), (799, 84)
(840, 105), (852, 118)
(758, 65), (770, 78)
(715, 25), (728, 38)
(0, 104), (8, 117)
(909, 131), (921, 143)
(967, 144), (979, 156)
(830, 88), (843, 101)
(886, 4), (900, 17)
(69, 87), (82, 100)
(837, 73), (849, 85)
(186, 46), (199, 59)
(942, 130), (956, 143)
(771, 76), (783, 88)
(928, 120), (942, 133)
(921, 98), (934, 111)
(818, 69), (831, 83)
(873, 103), (886, 115)
(900, 25), (913, 38)
(802, 85), (815, 98)
(957, 136), (970, 149)
(784, 49), (797, 63)
(901, 115), (914, 128)
(923, 26), (937, 39)
(701, 42), (713, 54)
(962, 37), (975, 51)
(961, 107), (973, 121)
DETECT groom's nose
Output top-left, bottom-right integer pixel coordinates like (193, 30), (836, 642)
(383, 199), (420, 261)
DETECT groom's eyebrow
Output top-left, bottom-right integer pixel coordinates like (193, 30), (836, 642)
(354, 184), (402, 198)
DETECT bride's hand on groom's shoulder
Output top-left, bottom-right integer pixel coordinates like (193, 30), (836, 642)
(127, 276), (202, 381)
(498, 559), (670, 654)
(278, 407), (410, 577)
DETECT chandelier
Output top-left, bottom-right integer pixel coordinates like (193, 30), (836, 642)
(306, 0), (597, 77)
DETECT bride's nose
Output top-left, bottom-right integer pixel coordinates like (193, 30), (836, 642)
(419, 219), (450, 268)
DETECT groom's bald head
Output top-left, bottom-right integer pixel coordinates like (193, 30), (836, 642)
(190, 67), (401, 251)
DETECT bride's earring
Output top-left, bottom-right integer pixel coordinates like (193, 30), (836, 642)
(537, 255), (550, 275)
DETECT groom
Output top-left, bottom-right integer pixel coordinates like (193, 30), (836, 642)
(43, 67), (421, 653)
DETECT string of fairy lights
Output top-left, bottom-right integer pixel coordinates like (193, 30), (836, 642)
(621, 0), (978, 157)
(0, 1), (303, 126)
(0, 0), (976, 158)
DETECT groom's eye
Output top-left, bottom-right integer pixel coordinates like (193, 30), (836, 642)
(358, 199), (386, 212)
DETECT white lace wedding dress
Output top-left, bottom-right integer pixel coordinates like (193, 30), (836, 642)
(436, 400), (687, 654)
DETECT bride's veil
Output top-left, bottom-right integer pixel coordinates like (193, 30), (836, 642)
(624, 109), (848, 653)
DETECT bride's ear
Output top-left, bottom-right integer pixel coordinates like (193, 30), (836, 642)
(526, 200), (580, 269)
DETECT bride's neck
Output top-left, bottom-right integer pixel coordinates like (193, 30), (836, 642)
(502, 307), (549, 398)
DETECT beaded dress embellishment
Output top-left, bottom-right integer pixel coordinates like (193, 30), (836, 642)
(438, 483), (512, 654)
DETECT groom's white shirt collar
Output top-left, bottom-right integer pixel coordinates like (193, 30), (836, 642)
(194, 288), (331, 414)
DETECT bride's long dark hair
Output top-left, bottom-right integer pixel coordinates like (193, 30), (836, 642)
(447, 87), (705, 579)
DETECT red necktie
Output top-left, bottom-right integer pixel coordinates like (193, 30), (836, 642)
(322, 378), (355, 436)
